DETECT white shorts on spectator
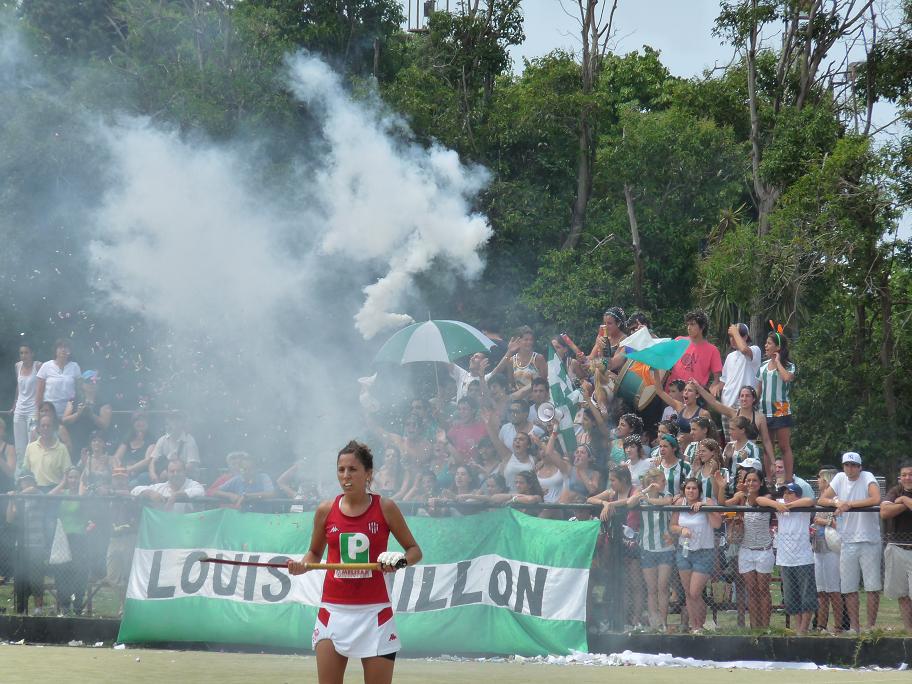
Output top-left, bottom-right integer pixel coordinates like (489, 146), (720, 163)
(883, 544), (912, 599)
(840, 541), (882, 593)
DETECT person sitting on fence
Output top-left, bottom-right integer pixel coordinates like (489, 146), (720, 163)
(818, 451), (882, 633)
(131, 459), (204, 513)
(760, 482), (817, 634)
(6, 471), (48, 615)
(880, 459), (912, 632)
(813, 467), (843, 634)
(725, 469), (774, 629)
(670, 477), (723, 634)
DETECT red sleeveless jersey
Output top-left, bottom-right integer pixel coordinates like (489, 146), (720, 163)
(321, 494), (392, 605)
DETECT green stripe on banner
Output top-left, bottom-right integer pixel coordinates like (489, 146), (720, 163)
(117, 598), (588, 654)
(120, 507), (599, 655)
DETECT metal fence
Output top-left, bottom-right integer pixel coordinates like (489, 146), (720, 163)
(0, 494), (906, 638)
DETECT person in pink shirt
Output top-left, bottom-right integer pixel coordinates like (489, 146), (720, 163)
(665, 310), (722, 390)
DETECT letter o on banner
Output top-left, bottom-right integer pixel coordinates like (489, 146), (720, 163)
(181, 551), (210, 594)
(488, 560), (513, 607)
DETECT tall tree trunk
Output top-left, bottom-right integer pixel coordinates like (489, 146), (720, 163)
(564, 115), (592, 250)
(878, 267), (898, 475)
(623, 183), (644, 308)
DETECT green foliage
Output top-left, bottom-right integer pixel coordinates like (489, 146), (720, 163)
(20, 0), (121, 58)
(758, 103), (842, 188)
(239, 0), (404, 76)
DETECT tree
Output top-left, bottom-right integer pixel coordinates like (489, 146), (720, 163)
(239, 0), (404, 77)
(563, 0), (618, 250)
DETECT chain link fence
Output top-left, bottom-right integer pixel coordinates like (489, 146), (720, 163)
(0, 494), (906, 638)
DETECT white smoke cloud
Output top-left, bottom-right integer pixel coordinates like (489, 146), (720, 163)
(286, 54), (492, 338)
(86, 52), (493, 472)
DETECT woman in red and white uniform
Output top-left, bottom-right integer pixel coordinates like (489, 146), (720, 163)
(288, 440), (421, 684)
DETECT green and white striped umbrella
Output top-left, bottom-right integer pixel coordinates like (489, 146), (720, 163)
(374, 320), (495, 365)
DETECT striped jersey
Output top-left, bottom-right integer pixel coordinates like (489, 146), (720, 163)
(683, 442), (698, 467)
(695, 466), (729, 502)
(639, 506), (673, 552)
(727, 440), (761, 484)
(757, 360), (796, 417)
(661, 459), (691, 497)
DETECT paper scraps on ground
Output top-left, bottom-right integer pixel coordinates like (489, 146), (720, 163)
(428, 651), (908, 671)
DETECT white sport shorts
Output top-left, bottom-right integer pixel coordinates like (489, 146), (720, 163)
(814, 550), (841, 594)
(839, 541), (882, 593)
(738, 546), (774, 575)
(312, 602), (401, 659)
(884, 544), (912, 600)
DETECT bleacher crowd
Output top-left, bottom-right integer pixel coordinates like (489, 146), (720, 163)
(1, 313), (911, 636)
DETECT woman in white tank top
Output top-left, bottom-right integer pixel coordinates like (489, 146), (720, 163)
(13, 345), (40, 464)
(670, 478), (722, 633)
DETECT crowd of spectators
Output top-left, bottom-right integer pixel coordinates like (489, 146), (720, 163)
(356, 309), (910, 635)
(0, 313), (909, 636)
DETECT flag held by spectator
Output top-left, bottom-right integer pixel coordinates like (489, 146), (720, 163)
(625, 338), (690, 371)
(546, 345), (578, 452)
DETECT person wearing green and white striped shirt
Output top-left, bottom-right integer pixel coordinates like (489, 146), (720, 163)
(631, 466), (675, 631)
(758, 331), (796, 482)
(693, 438), (729, 503)
(656, 434), (691, 498)
(724, 416), (763, 487)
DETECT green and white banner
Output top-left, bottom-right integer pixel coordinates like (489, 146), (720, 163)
(117, 507), (599, 655)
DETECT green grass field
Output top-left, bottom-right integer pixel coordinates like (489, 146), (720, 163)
(0, 646), (907, 684)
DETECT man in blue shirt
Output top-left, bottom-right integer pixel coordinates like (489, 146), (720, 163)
(214, 452), (275, 508)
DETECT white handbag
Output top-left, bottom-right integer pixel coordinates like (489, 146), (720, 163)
(48, 518), (72, 565)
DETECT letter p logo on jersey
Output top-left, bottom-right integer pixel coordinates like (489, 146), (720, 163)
(340, 532), (370, 563)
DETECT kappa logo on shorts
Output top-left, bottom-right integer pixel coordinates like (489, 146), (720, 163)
(389, 634), (398, 641)
(368, 521), (379, 534)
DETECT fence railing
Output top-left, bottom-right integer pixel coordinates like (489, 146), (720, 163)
(0, 493), (905, 637)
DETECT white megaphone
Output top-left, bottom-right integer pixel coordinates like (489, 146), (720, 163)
(537, 402), (564, 424)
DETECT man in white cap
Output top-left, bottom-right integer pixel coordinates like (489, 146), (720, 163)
(818, 451), (882, 632)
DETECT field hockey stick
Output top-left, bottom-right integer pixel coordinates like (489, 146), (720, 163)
(199, 558), (407, 570)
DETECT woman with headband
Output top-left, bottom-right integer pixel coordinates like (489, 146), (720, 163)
(758, 326), (796, 482)
(590, 307), (627, 369)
